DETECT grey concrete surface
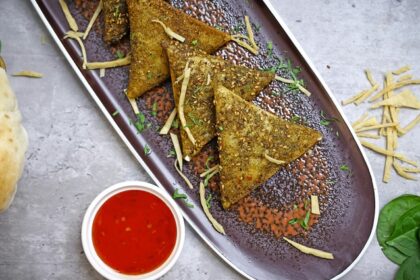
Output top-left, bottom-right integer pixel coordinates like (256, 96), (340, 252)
(0, 0), (419, 279)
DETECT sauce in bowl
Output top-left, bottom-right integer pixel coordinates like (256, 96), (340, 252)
(92, 190), (177, 275)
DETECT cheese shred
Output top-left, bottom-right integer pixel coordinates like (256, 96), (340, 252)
(231, 16), (259, 55)
(159, 109), (177, 135)
(178, 64), (196, 146)
(200, 182), (225, 234)
(283, 237), (334, 260)
(264, 153), (286, 165)
(151, 20), (185, 42)
(12, 71), (43, 78)
(64, 31), (88, 68)
(59, 0), (78, 32)
(170, 133), (183, 171)
(83, 0), (102, 40)
(174, 159), (194, 189)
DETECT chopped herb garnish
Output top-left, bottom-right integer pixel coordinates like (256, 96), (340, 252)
(191, 39), (198, 46)
(146, 71), (153, 80)
(113, 4), (120, 17)
(215, 25), (223, 31)
(205, 193), (212, 209)
(288, 218), (298, 225)
(184, 201), (194, 208)
(167, 148), (176, 158)
(340, 165), (350, 171)
(291, 114), (301, 123)
(254, 24), (261, 32)
(112, 110), (119, 117)
(300, 210), (311, 229)
(132, 112), (149, 134)
(320, 119), (331, 126)
(188, 112), (203, 126)
(271, 90), (281, 97)
(205, 156), (214, 169)
(300, 210), (310, 230)
(151, 101), (158, 117)
(115, 50), (124, 59)
(267, 41), (273, 57)
(144, 144), (152, 155)
(218, 126), (224, 131)
(172, 188), (193, 208)
(171, 118), (179, 129)
(320, 110), (339, 126)
(233, 23), (243, 33)
(173, 188), (187, 200)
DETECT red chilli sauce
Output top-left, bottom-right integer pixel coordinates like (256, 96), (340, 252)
(92, 190), (177, 275)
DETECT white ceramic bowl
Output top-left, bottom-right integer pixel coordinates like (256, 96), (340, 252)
(81, 181), (185, 280)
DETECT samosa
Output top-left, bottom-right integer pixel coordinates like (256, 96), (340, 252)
(214, 85), (322, 209)
(165, 41), (274, 157)
(126, 0), (231, 98)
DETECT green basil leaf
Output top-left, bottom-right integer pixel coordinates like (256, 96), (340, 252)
(382, 246), (407, 265)
(388, 204), (420, 242)
(377, 195), (420, 247)
(395, 252), (420, 280)
(386, 227), (420, 259)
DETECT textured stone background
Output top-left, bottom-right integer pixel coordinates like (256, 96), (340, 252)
(0, 0), (419, 279)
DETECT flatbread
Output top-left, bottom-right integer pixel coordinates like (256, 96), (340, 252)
(0, 69), (28, 212)
(214, 85), (322, 209)
(126, 0), (231, 98)
(165, 41), (275, 157)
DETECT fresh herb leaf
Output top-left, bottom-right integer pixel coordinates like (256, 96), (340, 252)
(320, 110), (339, 126)
(151, 101), (158, 117)
(112, 110), (119, 117)
(191, 39), (198, 46)
(205, 156), (214, 169)
(172, 188), (194, 208)
(132, 112), (149, 134)
(288, 218), (298, 225)
(115, 50), (124, 59)
(267, 41), (273, 57)
(188, 112), (203, 126)
(271, 90), (281, 97)
(173, 188), (187, 200)
(167, 148), (176, 158)
(291, 114), (301, 123)
(184, 201), (194, 208)
(300, 210), (310, 230)
(340, 165), (349, 171)
(206, 193), (213, 209)
(144, 144), (152, 156)
(171, 118), (179, 129)
(395, 253), (420, 280)
(320, 119), (331, 126)
(146, 71), (153, 80)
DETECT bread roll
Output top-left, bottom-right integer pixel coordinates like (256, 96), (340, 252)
(0, 68), (28, 212)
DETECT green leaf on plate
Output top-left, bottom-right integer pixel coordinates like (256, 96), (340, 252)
(388, 204), (420, 242)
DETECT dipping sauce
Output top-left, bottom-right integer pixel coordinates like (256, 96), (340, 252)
(92, 190), (177, 275)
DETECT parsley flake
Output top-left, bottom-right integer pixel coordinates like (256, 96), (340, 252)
(151, 101), (158, 117)
(115, 50), (124, 59)
(144, 144), (152, 156)
(340, 165), (350, 171)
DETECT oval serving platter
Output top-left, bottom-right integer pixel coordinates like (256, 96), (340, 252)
(31, 0), (378, 279)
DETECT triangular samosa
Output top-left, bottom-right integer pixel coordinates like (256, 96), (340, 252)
(214, 85), (322, 209)
(126, 0), (231, 98)
(165, 41), (275, 157)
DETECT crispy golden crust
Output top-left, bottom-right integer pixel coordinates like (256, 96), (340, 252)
(165, 41), (275, 157)
(103, 0), (129, 44)
(126, 0), (231, 98)
(214, 86), (322, 209)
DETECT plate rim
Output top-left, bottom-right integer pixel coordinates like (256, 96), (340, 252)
(30, 0), (379, 279)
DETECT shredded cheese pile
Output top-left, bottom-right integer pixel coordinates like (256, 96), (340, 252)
(342, 66), (420, 182)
